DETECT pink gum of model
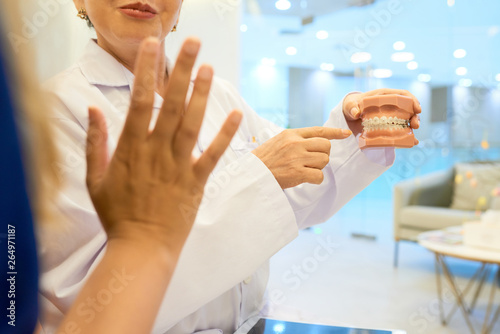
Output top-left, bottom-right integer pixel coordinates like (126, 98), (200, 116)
(358, 94), (416, 150)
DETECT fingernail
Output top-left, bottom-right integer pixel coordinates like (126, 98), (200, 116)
(184, 39), (200, 56)
(342, 129), (352, 137)
(352, 108), (361, 119)
(88, 107), (95, 123)
(144, 38), (159, 53)
(231, 111), (243, 125)
(198, 66), (212, 80)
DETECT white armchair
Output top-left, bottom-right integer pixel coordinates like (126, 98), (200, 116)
(393, 168), (478, 266)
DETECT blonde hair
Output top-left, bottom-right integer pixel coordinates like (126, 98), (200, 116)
(0, 0), (60, 223)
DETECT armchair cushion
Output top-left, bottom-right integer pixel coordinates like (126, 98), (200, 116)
(450, 162), (500, 211)
(490, 183), (500, 210)
(399, 205), (478, 230)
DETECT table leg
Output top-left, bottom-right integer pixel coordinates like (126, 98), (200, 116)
(435, 253), (446, 325)
(481, 272), (496, 334)
(470, 264), (489, 314)
(438, 254), (477, 334)
(486, 304), (500, 334)
(484, 267), (500, 334)
(446, 263), (487, 323)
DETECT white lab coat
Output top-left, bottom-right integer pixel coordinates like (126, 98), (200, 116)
(38, 40), (394, 334)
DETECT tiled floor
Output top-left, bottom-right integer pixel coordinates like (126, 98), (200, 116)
(265, 197), (500, 334)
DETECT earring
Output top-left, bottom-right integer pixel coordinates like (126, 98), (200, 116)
(77, 8), (88, 21)
(171, 25), (177, 32)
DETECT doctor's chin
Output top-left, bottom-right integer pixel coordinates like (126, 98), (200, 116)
(3, 0), (500, 334)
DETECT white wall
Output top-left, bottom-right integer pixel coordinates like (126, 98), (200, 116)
(166, 0), (242, 87)
(9, 0), (91, 82)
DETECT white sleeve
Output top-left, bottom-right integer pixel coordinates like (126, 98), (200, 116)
(215, 82), (395, 228)
(215, 82), (395, 230)
(284, 101), (395, 229)
(38, 93), (299, 333)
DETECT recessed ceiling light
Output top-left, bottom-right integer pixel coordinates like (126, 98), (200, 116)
(350, 52), (372, 63)
(456, 67), (467, 76)
(320, 63), (335, 71)
(275, 0), (291, 11)
(261, 57), (276, 66)
(488, 26), (500, 37)
(316, 30), (329, 40)
(453, 49), (467, 58)
(240, 24), (248, 33)
(286, 47), (297, 56)
(447, 0), (455, 7)
(393, 41), (406, 51)
(371, 69), (393, 79)
(459, 78), (472, 87)
(418, 74), (431, 82)
(391, 52), (415, 62)
(407, 61), (418, 70)
(495, 73), (500, 81)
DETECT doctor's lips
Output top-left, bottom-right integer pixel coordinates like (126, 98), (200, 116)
(119, 2), (158, 19)
(358, 94), (418, 149)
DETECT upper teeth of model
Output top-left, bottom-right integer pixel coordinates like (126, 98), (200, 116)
(362, 116), (409, 130)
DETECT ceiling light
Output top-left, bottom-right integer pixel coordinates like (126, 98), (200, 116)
(320, 63), (335, 71)
(350, 52), (372, 63)
(391, 52), (415, 62)
(275, 0), (291, 11)
(407, 61), (418, 70)
(495, 73), (500, 81)
(488, 26), (500, 37)
(371, 69), (393, 79)
(393, 41), (406, 51)
(447, 0), (455, 7)
(418, 74), (431, 82)
(316, 30), (329, 40)
(453, 49), (466, 58)
(456, 67), (467, 76)
(240, 24), (248, 33)
(261, 57), (276, 66)
(459, 78), (472, 87)
(286, 47), (297, 56)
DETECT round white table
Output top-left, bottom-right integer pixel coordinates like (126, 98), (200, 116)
(419, 227), (500, 334)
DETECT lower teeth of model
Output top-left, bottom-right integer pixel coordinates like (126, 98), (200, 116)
(362, 116), (409, 131)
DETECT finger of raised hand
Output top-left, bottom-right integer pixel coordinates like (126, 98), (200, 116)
(194, 110), (242, 183)
(174, 65), (213, 160)
(297, 126), (352, 140)
(86, 106), (109, 193)
(153, 37), (200, 142)
(122, 37), (159, 140)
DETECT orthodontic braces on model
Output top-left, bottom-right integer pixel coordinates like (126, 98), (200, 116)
(358, 94), (417, 149)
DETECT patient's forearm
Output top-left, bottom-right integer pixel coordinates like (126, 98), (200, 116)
(56, 239), (178, 334)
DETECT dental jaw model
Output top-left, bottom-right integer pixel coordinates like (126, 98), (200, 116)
(359, 95), (416, 150)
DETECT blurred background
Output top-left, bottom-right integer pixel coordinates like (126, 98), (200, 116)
(12, 0), (500, 332)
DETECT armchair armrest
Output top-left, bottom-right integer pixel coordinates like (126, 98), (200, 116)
(393, 168), (454, 240)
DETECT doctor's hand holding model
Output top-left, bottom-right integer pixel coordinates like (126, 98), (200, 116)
(39, 1), (421, 333)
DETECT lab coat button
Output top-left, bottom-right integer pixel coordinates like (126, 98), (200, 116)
(243, 276), (252, 284)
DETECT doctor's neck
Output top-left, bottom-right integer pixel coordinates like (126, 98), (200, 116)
(96, 35), (169, 93)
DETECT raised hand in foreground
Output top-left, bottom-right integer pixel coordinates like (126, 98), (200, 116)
(56, 37), (241, 334)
